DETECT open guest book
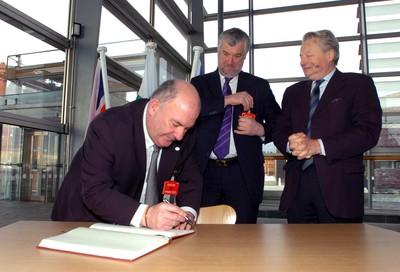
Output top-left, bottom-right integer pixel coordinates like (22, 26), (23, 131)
(37, 223), (194, 261)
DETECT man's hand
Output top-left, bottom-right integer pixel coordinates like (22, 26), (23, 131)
(234, 115), (264, 137)
(142, 202), (194, 230)
(288, 132), (321, 160)
(225, 91), (253, 112)
(176, 211), (195, 230)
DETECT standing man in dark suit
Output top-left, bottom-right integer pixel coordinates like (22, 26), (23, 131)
(51, 79), (202, 230)
(191, 28), (281, 223)
(272, 30), (382, 223)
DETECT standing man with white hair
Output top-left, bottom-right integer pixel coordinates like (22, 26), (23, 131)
(272, 30), (382, 223)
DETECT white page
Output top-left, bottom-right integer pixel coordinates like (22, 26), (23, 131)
(38, 227), (170, 261)
(90, 222), (194, 238)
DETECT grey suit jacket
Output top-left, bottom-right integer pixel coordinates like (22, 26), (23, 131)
(51, 99), (203, 225)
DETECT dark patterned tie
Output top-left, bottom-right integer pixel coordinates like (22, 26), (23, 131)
(302, 79), (324, 171)
(214, 77), (232, 159)
(145, 145), (160, 205)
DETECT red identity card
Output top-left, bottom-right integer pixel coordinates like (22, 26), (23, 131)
(162, 180), (180, 196)
(242, 112), (256, 119)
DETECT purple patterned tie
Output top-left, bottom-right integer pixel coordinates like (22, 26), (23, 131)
(214, 77), (232, 159)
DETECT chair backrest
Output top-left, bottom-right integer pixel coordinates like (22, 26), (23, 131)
(196, 205), (236, 224)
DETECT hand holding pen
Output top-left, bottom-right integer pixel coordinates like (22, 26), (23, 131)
(143, 202), (194, 231)
(163, 199), (195, 228)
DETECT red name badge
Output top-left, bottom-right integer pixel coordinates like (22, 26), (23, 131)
(242, 111), (256, 119)
(162, 180), (180, 196)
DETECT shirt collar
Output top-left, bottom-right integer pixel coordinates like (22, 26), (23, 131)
(142, 103), (154, 149)
(318, 68), (336, 86)
(218, 72), (238, 86)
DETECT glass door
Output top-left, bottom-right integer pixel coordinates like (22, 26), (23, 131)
(0, 125), (22, 200)
(0, 124), (65, 202)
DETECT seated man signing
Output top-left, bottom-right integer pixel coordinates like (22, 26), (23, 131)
(51, 79), (203, 230)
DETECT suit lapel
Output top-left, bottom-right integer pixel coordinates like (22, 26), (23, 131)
(314, 70), (344, 117)
(157, 143), (180, 186)
(297, 81), (313, 127)
(210, 69), (223, 96)
(232, 72), (246, 128)
(130, 101), (147, 187)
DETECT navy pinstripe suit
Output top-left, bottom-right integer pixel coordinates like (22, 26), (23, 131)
(191, 69), (281, 223)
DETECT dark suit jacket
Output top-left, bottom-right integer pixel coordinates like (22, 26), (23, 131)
(191, 70), (281, 205)
(51, 99), (203, 225)
(272, 69), (382, 218)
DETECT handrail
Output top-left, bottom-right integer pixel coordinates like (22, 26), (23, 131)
(264, 155), (400, 160)
(364, 155), (400, 160)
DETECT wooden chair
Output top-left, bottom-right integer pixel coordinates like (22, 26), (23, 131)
(196, 205), (237, 224)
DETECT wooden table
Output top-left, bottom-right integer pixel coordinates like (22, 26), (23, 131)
(1, 221), (400, 271)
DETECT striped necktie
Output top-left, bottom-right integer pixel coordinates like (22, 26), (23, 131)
(302, 79), (324, 171)
(214, 77), (232, 159)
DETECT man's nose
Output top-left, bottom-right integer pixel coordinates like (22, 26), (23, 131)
(174, 127), (186, 141)
(227, 56), (234, 64)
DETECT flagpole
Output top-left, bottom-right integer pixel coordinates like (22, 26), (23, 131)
(146, 41), (157, 51)
(137, 42), (158, 99)
(97, 46), (110, 109)
(190, 46), (204, 79)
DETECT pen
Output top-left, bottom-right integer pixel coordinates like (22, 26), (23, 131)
(163, 199), (194, 226)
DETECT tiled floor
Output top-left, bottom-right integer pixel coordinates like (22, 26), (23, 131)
(0, 200), (53, 228)
(0, 200), (399, 232)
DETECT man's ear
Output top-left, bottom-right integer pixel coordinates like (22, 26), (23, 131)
(148, 98), (160, 117)
(328, 49), (335, 62)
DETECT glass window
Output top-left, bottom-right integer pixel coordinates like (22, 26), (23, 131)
(204, 17), (249, 49)
(127, 0), (151, 22)
(223, 0), (248, 12)
(99, 8), (145, 58)
(254, 5), (359, 44)
(253, 0), (339, 9)
(3, 0), (69, 36)
(254, 46), (302, 79)
(108, 76), (137, 104)
(372, 161), (400, 209)
(0, 124), (66, 202)
(99, 7), (145, 105)
(204, 21), (219, 49)
(155, 6), (188, 60)
(0, 20), (61, 66)
(366, 0), (400, 34)
(375, 76), (400, 98)
(269, 81), (297, 108)
(203, 0), (218, 14)
(175, 0), (188, 18)
(204, 52), (217, 74)
(365, 1), (400, 75)
(336, 41), (362, 73)
(254, 41), (362, 80)
(204, 0), (248, 13)
(0, 20), (65, 124)
(224, 17), (249, 35)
